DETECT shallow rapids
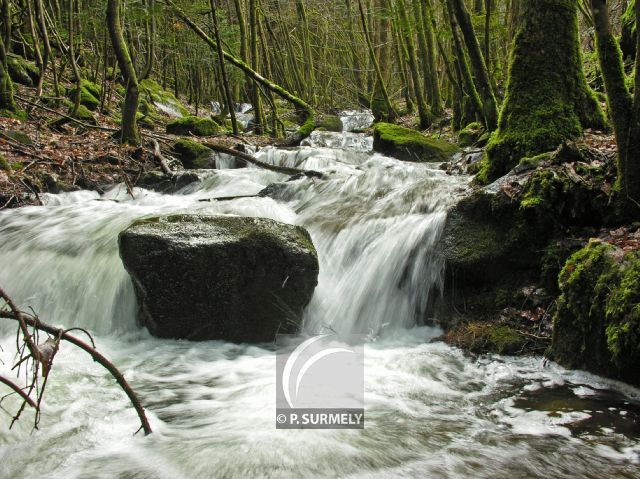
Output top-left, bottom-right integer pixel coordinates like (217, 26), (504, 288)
(0, 113), (638, 478)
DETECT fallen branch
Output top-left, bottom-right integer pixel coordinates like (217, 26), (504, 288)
(0, 376), (38, 410)
(201, 142), (324, 178)
(0, 293), (152, 435)
(151, 139), (175, 178)
(15, 95), (117, 133)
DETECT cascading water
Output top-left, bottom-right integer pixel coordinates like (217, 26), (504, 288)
(0, 112), (638, 478)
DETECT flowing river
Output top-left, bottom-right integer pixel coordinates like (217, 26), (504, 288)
(0, 113), (638, 478)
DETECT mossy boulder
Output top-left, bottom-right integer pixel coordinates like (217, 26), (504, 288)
(552, 241), (640, 386)
(446, 322), (527, 355)
(315, 115), (343, 132)
(373, 123), (461, 162)
(7, 54), (39, 87)
(118, 215), (319, 342)
(140, 79), (189, 117)
(173, 138), (213, 169)
(457, 122), (485, 147)
(72, 105), (97, 125)
(68, 79), (102, 111)
(167, 116), (222, 136)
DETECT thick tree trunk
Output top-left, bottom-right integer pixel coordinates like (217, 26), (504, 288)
(481, 0), (605, 182)
(107, 0), (140, 145)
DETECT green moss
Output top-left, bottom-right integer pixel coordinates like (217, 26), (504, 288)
(0, 154), (9, 171)
(479, 0), (605, 183)
(173, 138), (213, 169)
(72, 105), (97, 125)
(0, 108), (28, 121)
(518, 152), (551, 171)
(140, 79), (189, 117)
(315, 115), (343, 132)
(552, 241), (640, 385)
(7, 54), (39, 87)
(520, 170), (561, 209)
(68, 81), (101, 111)
(373, 122), (461, 162)
(446, 322), (527, 355)
(4, 130), (33, 146)
(166, 116), (222, 136)
(458, 122), (484, 147)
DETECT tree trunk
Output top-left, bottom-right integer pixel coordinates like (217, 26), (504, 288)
(482, 0), (605, 182)
(591, 0), (640, 208)
(448, 0), (498, 130)
(0, 27), (17, 113)
(167, 0), (315, 144)
(396, 0), (431, 128)
(106, 0), (140, 145)
(211, 0), (238, 134)
(140, 0), (155, 80)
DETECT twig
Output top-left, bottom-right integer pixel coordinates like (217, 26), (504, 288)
(0, 376), (38, 410)
(0, 309), (152, 435)
(202, 142), (324, 178)
(15, 95), (117, 133)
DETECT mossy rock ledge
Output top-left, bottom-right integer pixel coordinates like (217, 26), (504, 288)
(166, 116), (222, 136)
(373, 123), (460, 162)
(118, 215), (319, 342)
(173, 138), (214, 169)
(552, 241), (640, 386)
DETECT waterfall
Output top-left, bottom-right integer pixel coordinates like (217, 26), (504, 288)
(0, 117), (465, 336)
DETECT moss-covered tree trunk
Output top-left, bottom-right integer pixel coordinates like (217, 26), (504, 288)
(481, 0), (605, 182)
(591, 0), (640, 210)
(448, 0), (498, 130)
(0, 26), (17, 114)
(107, 0), (140, 145)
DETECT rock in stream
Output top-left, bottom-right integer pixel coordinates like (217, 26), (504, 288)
(119, 215), (319, 342)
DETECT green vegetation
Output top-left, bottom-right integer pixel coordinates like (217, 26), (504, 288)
(553, 242), (640, 385)
(173, 138), (213, 168)
(479, 0), (605, 183)
(166, 116), (223, 136)
(373, 123), (460, 162)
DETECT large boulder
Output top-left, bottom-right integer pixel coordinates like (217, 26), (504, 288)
(119, 215), (319, 342)
(552, 241), (640, 386)
(373, 122), (460, 162)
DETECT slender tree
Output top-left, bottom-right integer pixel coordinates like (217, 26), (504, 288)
(107, 0), (140, 145)
(591, 0), (640, 209)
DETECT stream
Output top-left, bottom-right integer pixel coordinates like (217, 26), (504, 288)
(0, 112), (639, 478)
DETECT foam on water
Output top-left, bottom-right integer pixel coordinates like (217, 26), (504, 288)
(0, 116), (638, 477)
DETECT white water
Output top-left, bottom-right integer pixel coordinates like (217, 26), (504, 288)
(0, 113), (639, 478)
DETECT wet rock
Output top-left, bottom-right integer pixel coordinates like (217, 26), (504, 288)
(173, 138), (214, 169)
(7, 54), (39, 87)
(137, 171), (201, 193)
(119, 215), (319, 342)
(457, 122), (485, 147)
(373, 123), (461, 162)
(552, 241), (640, 386)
